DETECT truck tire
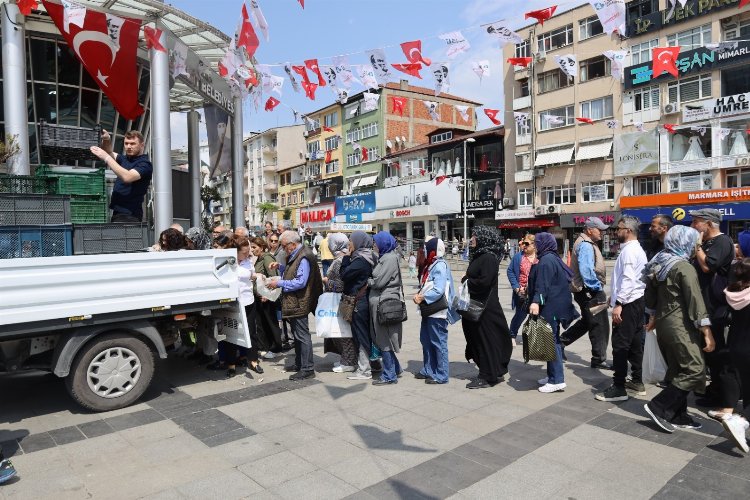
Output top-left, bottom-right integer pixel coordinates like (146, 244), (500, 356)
(65, 332), (155, 412)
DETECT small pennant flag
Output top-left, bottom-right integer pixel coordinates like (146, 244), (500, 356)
(361, 146), (369, 162)
(391, 96), (407, 116)
(455, 105), (469, 122)
(554, 54), (577, 79)
(249, 0), (270, 42)
(514, 112), (529, 125)
(484, 108), (502, 126)
(325, 150), (332, 163)
(363, 92), (380, 112)
(507, 57), (532, 68)
(472, 60), (490, 81)
(292, 65), (310, 84)
(718, 128), (732, 140)
(741, 0), (749, 8)
(663, 123), (678, 134)
(432, 64), (450, 96)
(144, 26), (166, 52)
(305, 59), (326, 86)
(576, 117), (594, 124)
(392, 63), (423, 78)
(264, 97), (280, 111)
(435, 175), (447, 186)
(525, 6), (557, 26)
(606, 119), (619, 129)
(691, 126), (707, 136)
(401, 40), (431, 66)
(438, 31), (471, 59)
(653, 47), (681, 78)
(484, 22), (524, 45)
(18, 0), (39, 16)
(285, 64), (301, 93)
(323, 126), (334, 132)
(543, 115), (565, 126)
(423, 100), (440, 121)
(634, 122), (645, 132)
(298, 0), (304, 8)
(302, 81), (318, 100)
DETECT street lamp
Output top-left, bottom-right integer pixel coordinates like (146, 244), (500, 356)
(463, 137), (476, 246)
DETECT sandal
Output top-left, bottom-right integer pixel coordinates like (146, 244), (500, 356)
(250, 362), (264, 374)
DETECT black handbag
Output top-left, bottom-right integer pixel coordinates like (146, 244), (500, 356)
(522, 316), (557, 363)
(339, 284), (367, 322)
(419, 294), (449, 316)
(456, 298), (486, 322)
(377, 264), (408, 325)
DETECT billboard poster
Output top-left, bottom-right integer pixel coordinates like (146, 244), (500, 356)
(375, 178), (460, 215)
(614, 131), (659, 177)
(204, 104), (232, 176)
(335, 191), (376, 216)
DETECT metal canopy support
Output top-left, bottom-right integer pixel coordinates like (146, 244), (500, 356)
(231, 96), (244, 229)
(150, 32), (173, 236)
(187, 110), (201, 228)
(2, 3), (30, 174)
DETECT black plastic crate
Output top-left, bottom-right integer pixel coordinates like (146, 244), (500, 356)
(0, 194), (71, 225)
(73, 223), (150, 254)
(0, 225), (73, 259)
(38, 121), (101, 163)
(0, 175), (56, 194)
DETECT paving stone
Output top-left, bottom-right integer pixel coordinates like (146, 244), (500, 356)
(155, 398), (212, 419)
(104, 408), (165, 431)
(48, 426), (86, 446)
(77, 419), (115, 439)
(197, 393), (232, 409)
(366, 468), (456, 500)
(18, 432), (56, 453)
(666, 432), (715, 454)
(177, 467), (263, 499)
(238, 450), (317, 489)
(0, 439), (22, 456)
(269, 469), (358, 500)
(146, 389), (194, 410)
(449, 443), (514, 470)
(588, 411), (633, 430)
(613, 418), (649, 439)
(669, 463), (750, 499)
(421, 452), (495, 491)
(651, 483), (707, 500)
(201, 427), (256, 447)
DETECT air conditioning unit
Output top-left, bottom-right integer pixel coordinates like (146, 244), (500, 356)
(303, 130), (309, 137)
(663, 103), (680, 115)
(535, 51), (546, 62)
(533, 167), (545, 177)
(502, 197), (515, 208)
(535, 204), (560, 216)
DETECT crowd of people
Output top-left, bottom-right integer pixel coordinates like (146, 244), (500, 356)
(148, 209), (750, 455)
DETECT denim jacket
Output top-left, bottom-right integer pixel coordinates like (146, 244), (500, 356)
(422, 258), (461, 324)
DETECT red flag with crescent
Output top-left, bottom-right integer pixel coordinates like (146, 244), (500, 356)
(305, 59), (326, 86)
(238, 4), (260, 59)
(264, 97), (280, 111)
(525, 6), (557, 26)
(298, 0), (305, 8)
(663, 124), (678, 134)
(391, 96), (407, 116)
(576, 117), (594, 124)
(484, 108), (502, 126)
(507, 57), (532, 68)
(652, 47), (680, 78)
(302, 80), (318, 100)
(391, 63), (423, 79)
(325, 150), (332, 164)
(143, 26), (166, 53)
(741, 0), (749, 8)
(292, 65), (310, 84)
(361, 146), (369, 162)
(401, 40), (431, 66)
(42, 0), (143, 120)
(18, 0), (39, 16)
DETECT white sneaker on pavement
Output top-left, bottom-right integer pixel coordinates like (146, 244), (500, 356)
(333, 365), (355, 373)
(722, 415), (750, 453)
(262, 351), (277, 360)
(347, 372), (372, 380)
(538, 377), (549, 385)
(538, 383), (566, 393)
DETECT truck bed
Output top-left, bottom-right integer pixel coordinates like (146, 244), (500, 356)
(0, 250), (240, 335)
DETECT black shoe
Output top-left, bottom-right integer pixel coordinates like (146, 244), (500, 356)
(281, 342), (294, 352)
(207, 361), (226, 371)
(414, 372), (428, 380)
(559, 335), (572, 347)
(595, 384), (629, 402)
(671, 414), (703, 430)
(397, 371), (403, 378)
(466, 378), (491, 389)
(425, 378), (442, 385)
(372, 379), (397, 386)
(644, 403), (675, 433)
(591, 361), (613, 370)
(656, 379), (669, 389)
(225, 367), (237, 378)
(250, 363), (264, 374)
(289, 370), (315, 381)
(284, 365), (300, 373)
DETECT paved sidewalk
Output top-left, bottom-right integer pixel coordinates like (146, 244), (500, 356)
(1, 261), (748, 499)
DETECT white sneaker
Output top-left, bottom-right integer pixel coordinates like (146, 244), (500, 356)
(347, 372), (372, 380)
(263, 351), (277, 360)
(708, 410), (731, 421)
(538, 383), (566, 393)
(722, 415), (750, 453)
(333, 365), (355, 373)
(333, 361), (341, 368)
(538, 377), (549, 385)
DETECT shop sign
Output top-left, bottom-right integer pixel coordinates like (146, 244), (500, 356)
(497, 217), (557, 229)
(391, 209), (411, 217)
(375, 178), (460, 215)
(335, 191), (376, 215)
(682, 92), (750, 123)
(330, 223), (373, 232)
(624, 40), (750, 90)
(620, 187), (750, 208)
(495, 208), (536, 220)
(614, 131), (659, 176)
(626, 0), (742, 38)
(465, 199), (496, 212)
(623, 202), (750, 223)
(560, 211), (619, 228)
(384, 176), (399, 188)
(300, 205), (335, 225)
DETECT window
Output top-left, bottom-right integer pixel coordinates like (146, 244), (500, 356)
(305, 119), (318, 132)
(629, 39), (658, 65)
(627, 0), (658, 19)
(635, 176), (661, 195)
(279, 174), (286, 187)
(291, 192), (298, 204)
(307, 164), (321, 177)
(541, 184), (576, 204)
(518, 188), (533, 207)
(579, 16), (603, 40)
(582, 181), (615, 202)
(324, 136), (339, 150)
(633, 85), (660, 111)
(515, 39), (530, 58)
(516, 115), (531, 138)
(345, 122), (378, 143)
(580, 96), (614, 120)
(280, 194), (286, 206)
(667, 74), (711, 104)
(430, 131), (453, 144)
(326, 184), (340, 198)
(324, 111), (338, 128)
(515, 153), (530, 171)
(519, 78), (530, 97)
(325, 159), (339, 174)
(669, 171), (711, 192)
(579, 56), (611, 82)
(667, 24), (711, 51)
(306, 141), (320, 154)
(725, 19), (750, 41)
(538, 105), (574, 131)
(299, 190), (305, 204)
(537, 69), (571, 93)
(344, 102), (359, 119)
(722, 67), (750, 96)
(537, 24), (573, 52)
(727, 168), (750, 187)
(402, 157), (428, 176)
(347, 147), (380, 167)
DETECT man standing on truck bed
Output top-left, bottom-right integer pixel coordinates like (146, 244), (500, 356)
(90, 130), (153, 222)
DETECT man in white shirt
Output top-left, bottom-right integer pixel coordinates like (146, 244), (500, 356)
(596, 216), (648, 402)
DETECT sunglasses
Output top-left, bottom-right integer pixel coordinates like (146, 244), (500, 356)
(520, 241), (532, 246)
(270, 239), (279, 242)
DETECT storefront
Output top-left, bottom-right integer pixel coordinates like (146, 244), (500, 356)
(496, 208), (558, 236)
(333, 190), (376, 223)
(299, 203), (336, 231)
(560, 211), (621, 258)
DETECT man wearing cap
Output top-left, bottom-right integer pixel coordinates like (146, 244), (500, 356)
(561, 217), (612, 370)
(690, 208), (738, 410)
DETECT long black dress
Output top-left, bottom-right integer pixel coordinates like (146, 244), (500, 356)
(462, 252), (513, 384)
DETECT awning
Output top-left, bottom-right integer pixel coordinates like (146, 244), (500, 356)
(498, 217), (557, 229)
(535, 145), (575, 167)
(577, 141), (613, 161)
(356, 173), (379, 188)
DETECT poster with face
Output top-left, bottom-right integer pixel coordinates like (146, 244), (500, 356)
(432, 64), (450, 96)
(204, 104), (232, 176)
(554, 54), (577, 79)
(365, 48), (393, 85)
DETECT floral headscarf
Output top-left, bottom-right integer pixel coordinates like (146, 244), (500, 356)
(643, 225), (700, 282)
(185, 227), (211, 250)
(471, 225), (503, 260)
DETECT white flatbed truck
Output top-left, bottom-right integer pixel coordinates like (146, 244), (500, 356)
(0, 250), (251, 411)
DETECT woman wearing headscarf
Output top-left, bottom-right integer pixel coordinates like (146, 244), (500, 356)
(250, 237), (282, 357)
(184, 227), (212, 251)
(414, 238), (459, 384)
(527, 233), (579, 393)
(462, 226), (512, 389)
(340, 230), (377, 380)
(322, 233), (358, 373)
(643, 225), (715, 433)
(507, 234), (538, 345)
(369, 231), (404, 385)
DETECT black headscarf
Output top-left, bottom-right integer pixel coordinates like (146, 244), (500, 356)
(471, 225), (504, 260)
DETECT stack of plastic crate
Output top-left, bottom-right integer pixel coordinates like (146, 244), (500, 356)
(36, 165), (108, 224)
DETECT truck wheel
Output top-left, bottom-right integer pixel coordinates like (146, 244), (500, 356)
(65, 332), (155, 412)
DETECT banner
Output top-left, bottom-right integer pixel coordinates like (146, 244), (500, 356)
(204, 104), (232, 176)
(375, 179), (460, 216)
(589, 0), (626, 36)
(614, 131), (659, 176)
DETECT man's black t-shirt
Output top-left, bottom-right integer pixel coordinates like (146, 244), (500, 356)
(110, 153), (153, 220)
(695, 233), (734, 319)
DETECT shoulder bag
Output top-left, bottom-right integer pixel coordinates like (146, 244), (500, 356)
(521, 315), (557, 363)
(339, 284), (368, 322)
(377, 263), (408, 325)
(418, 261), (449, 317)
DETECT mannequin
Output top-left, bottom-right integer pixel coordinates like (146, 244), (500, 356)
(682, 136), (705, 161)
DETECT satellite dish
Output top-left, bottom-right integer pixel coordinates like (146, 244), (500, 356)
(386, 139), (393, 148)
(401, 136), (407, 143)
(394, 137), (401, 143)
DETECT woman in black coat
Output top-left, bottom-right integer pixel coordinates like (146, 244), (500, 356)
(462, 226), (513, 389)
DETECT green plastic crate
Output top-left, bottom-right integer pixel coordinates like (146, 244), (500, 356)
(0, 175), (56, 194)
(36, 166), (106, 197)
(70, 197), (108, 224)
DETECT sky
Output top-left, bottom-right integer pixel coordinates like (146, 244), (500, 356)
(168, 0), (582, 149)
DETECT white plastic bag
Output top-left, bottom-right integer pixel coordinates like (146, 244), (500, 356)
(314, 292), (352, 338)
(642, 330), (667, 384)
(456, 281), (470, 311)
(256, 275), (282, 302)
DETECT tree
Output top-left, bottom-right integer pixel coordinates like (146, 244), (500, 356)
(200, 185), (221, 233)
(283, 208), (292, 221)
(0, 135), (20, 164)
(257, 202), (277, 224)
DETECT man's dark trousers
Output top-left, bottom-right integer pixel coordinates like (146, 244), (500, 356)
(562, 290), (610, 365)
(612, 297), (645, 386)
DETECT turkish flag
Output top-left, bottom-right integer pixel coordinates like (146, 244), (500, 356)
(525, 6), (557, 26)
(302, 80), (318, 100)
(741, 0), (749, 8)
(264, 97), (280, 111)
(652, 47), (680, 78)
(434, 176), (447, 186)
(663, 124), (678, 134)
(323, 126), (334, 132)
(238, 4), (260, 59)
(391, 63), (423, 79)
(298, 0), (305, 8)
(507, 57), (532, 68)
(391, 96), (407, 116)
(484, 108), (502, 126)
(325, 150), (332, 163)
(143, 26), (166, 53)
(18, 0), (38, 16)
(392, 162), (400, 170)
(401, 40), (431, 66)
(305, 59), (326, 86)
(361, 146), (369, 162)
(576, 117), (594, 124)
(292, 65), (310, 84)
(42, 1), (143, 120)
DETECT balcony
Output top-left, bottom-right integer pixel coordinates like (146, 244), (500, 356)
(262, 162), (277, 173)
(262, 145), (277, 155)
(515, 170), (533, 183)
(513, 95), (531, 110)
(263, 181), (278, 191)
(516, 134), (531, 146)
(660, 154), (745, 175)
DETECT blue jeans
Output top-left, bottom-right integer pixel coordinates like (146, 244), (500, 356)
(290, 316), (314, 372)
(547, 319), (565, 385)
(380, 350), (401, 383)
(509, 300), (527, 339)
(419, 317), (449, 383)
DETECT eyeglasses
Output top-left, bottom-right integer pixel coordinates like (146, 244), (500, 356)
(520, 241), (532, 246)
(616, 226), (628, 231)
(270, 239), (279, 242)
